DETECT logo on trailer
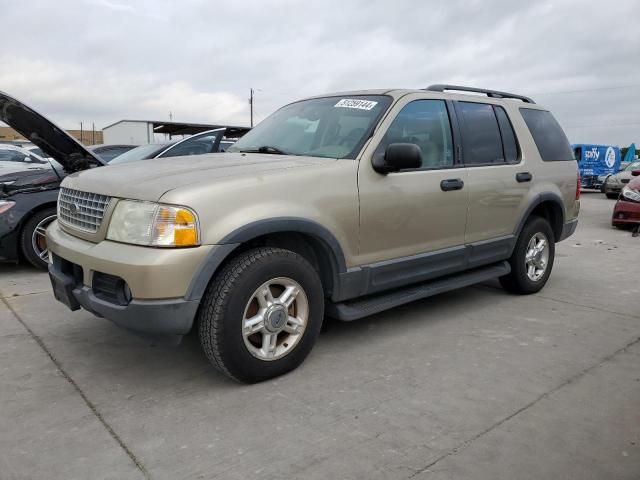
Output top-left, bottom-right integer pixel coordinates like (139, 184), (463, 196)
(605, 147), (616, 168)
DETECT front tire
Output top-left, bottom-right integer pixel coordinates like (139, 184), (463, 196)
(20, 208), (57, 270)
(198, 247), (324, 383)
(500, 216), (555, 295)
(606, 193), (619, 200)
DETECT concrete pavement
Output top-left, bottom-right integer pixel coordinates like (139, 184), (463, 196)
(0, 193), (638, 479)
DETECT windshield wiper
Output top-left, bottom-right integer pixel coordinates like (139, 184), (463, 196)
(240, 145), (289, 155)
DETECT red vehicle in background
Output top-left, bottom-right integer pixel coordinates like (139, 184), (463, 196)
(612, 169), (640, 228)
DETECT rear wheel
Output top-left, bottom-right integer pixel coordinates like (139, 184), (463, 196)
(198, 247), (324, 383)
(500, 216), (555, 294)
(20, 208), (56, 270)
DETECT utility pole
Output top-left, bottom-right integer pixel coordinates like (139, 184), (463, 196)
(249, 88), (254, 128)
(92, 122), (95, 144)
(169, 111), (173, 121)
(80, 122), (83, 145)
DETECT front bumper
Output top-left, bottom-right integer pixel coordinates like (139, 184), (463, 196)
(605, 183), (624, 194)
(612, 199), (640, 226)
(46, 220), (216, 338)
(49, 255), (199, 337)
(47, 221), (214, 298)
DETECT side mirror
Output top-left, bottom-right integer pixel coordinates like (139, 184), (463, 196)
(372, 143), (422, 174)
(23, 156), (32, 163)
(631, 170), (640, 177)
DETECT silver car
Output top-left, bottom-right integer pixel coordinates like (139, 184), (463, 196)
(603, 160), (640, 199)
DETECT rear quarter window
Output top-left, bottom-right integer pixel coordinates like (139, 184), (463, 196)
(520, 108), (573, 161)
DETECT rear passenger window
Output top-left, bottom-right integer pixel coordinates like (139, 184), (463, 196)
(520, 108), (573, 161)
(494, 107), (519, 163)
(377, 100), (454, 169)
(457, 102), (504, 165)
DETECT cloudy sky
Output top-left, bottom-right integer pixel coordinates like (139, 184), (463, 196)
(1, 0), (639, 145)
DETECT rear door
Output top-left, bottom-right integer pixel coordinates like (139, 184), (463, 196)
(455, 100), (530, 263)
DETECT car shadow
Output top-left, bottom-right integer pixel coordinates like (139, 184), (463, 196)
(41, 281), (506, 391)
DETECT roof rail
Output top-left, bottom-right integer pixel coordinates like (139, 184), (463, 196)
(425, 84), (535, 104)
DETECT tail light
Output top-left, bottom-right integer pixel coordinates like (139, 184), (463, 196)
(576, 172), (581, 200)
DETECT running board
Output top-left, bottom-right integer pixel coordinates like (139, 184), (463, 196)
(326, 261), (510, 321)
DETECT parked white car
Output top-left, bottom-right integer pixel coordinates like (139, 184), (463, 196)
(0, 144), (50, 177)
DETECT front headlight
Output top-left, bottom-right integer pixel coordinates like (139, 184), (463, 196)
(621, 186), (640, 203)
(608, 176), (620, 184)
(106, 200), (200, 247)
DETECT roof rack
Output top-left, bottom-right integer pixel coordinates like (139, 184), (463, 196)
(425, 84), (535, 104)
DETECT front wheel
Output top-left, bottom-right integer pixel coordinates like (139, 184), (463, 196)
(606, 193), (619, 200)
(20, 208), (57, 270)
(500, 216), (555, 295)
(198, 247), (324, 383)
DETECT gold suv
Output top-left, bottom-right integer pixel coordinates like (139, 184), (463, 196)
(1, 85), (580, 383)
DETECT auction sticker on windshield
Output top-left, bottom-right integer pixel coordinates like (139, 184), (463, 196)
(334, 99), (378, 110)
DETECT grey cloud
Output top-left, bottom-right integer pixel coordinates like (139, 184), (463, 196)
(0, 0), (639, 144)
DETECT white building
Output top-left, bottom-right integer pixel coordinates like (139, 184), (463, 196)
(102, 120), (155, 145)
(102, 120), (245, 145)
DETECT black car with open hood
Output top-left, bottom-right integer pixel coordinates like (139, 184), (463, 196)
(0, 91), (103, 269)
(0, 91), (106, 174)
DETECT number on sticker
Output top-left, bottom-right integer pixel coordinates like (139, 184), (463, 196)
(334, 99), (378, 111)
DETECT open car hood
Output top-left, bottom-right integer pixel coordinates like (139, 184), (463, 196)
(0, 91), (106, 173)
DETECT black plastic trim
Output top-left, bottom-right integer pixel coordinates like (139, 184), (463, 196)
(184, 218), (348, 302)
(49, 259), (198, 339)
(559, 218), (578, 242)
(333, 236), (515, 302)
(514, 192), (566, 240)
(366, 245), (467, 295)
(446, 100), (464, 166)
(467, 236), (515, 268)
(220, 218), (347, 269)
(184, 243), (240, 301)
(326, 261), (511, 321)
(516, 172), (533, 183)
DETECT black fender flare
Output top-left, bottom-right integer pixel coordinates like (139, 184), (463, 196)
(514, 192), (565, 241)
(184, 217), (347, 301)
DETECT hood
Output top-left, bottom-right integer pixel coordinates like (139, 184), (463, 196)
(0, 91), (106, 172)
(0, 160), (62, 196)
(62, 152), (335, 201)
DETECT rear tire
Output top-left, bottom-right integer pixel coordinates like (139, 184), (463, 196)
(19, 208), (56, 270)
(198, 247), (324, 383)
(500, 216), (555, 295)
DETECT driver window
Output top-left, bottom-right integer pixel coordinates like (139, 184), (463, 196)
(377, 100), (454, 169)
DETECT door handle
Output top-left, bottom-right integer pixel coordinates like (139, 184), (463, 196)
(516, 172), (533, 183)
(440, 178), (464, 191)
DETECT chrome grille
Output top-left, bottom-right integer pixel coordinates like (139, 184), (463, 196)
(58, 188), (111, 233)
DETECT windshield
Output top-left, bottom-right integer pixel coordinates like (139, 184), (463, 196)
(109, 143), (169, 164)
(625, 161), (640, 171)
(228, 95), (392, 159)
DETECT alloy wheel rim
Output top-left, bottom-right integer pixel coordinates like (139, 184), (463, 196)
(525, 232), (549, 281)
(31, 215), (56, 263)
(242, 277), (309, 361)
